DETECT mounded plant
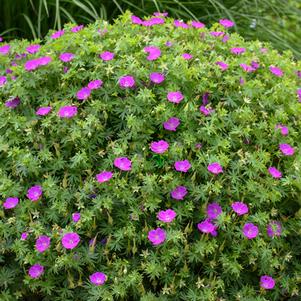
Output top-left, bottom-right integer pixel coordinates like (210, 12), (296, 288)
(0, 11), (301, 301)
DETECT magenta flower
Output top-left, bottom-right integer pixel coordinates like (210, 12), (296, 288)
(114, 157), (132, 171)
(142, 17), (165, 26)
(26, 44), (41, 54)
(191, 21), (205, 28)
(206, 203), (222, 219)
(3, 197), (19, 209)
(231, 47), (246, 55)
(268, 167), (282, 179)
(202, 92), (209, 105)
(119, 75), (135, 88)
(149, 72), (165, 84)
(51, 30), (65, 39)
(5, 97), (20, 108)
(260, 48), (268, 53)
(58, 106), (77, 118)
(144, 46), (161, 60)
(157, 209), (176, 223)
(148, 228), (166, 245)
(131, 15), (143, 25)
(71, 25), (84, 32)
(76, 87), (91, 100)
(200, 105), (213, 116)
(72, 212), (81, 223)
(90, 272), (107, 286)
(174, 20), (189, 28)
(222, 35), (229, 42)
(275, 124), (288, 136)
(150, 140), (169, 154)
(163, 117), (180, 131)
(240, 63), (255, 72)
(298, 88), (301, 102)
(0, 75), (7, 87)
(267, 221), (282, 237)
(21, 232), (28, 240)
(251, 61), (260, 70)
(231, 202), (249, 215)
(59, 52), (75, 62)
(0, 44), (10, 55)
(39, 56), (52, 66)
(61, 232), (80, 249)
(207, 162), (223, 174)
(0, 36), (2, 42)
(99, 51), (115, 61)
(25, 56), (52, 71)
(279, 143), (294, 156)
(269, 66), (283, 77)
(171, 186), (187, 200)
(242, 223), (259, 239)
(35, 235), (51, 253)
(210, 31), (225, 37)
(96, 171), (113, 183)
(197, 219), (215, 233)
(36, 106), (52, 116)
(260, 275), (275, 290)
(219, 19), (235, 28)
(216, 61), (229, 71)
(28, 264), (44, 279)
(174, 160), (191, 172)
(27, 185), (42, 201)
(88, 79), (103, 90)
(182, 53), (193, 60)
(167, 91), (184, 104)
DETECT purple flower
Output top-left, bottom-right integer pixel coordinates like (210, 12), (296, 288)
(191, 21), (205, 28)
(216, 61), (229, 71)
(71, 25), (84, 32)
(149, 72), (165, 84)
(5, 97), (20, 108)
(96, 171), (113, 183)
(231, 202), (248, 215)
(275, 124), (288, 136)
(61, 232), (80, 249)
(279, 143), (294, 156)
(298, 88), (301, 102)
(26, 44), (41, 54)
(35, 235), (51, 253)
(197, 219), (215, 233)
(0, 44), (10, 55)
(36, 106), (52, 116)
(219, 19), (235, 28)
(267, 221), (282, 237)
(242, 223), (259, 239)
(206, 202), (222, 219)
(21, 232), (28, 240)
(163, 117), (180, 131)
(260, 275), (275, 290)
(144, 46), (161, 60)
(239, 77), (245, 85)
(114, 157), (132, 171)
(90, 272), (107, 286)
(210, 31), (224, 37)
(72, 212), (81, 223)
(153, 12), (168, 17)
(148, 228), (166, 245)
(268, 167), (282, 179)
(171, 186), (187, 200)
(27, 185), (42, 201)
(99, 51), (115, 61)
(28, 264), (44, 279)
(58, 106), (78, 118)
(3, 197), (19, 209)
(207, 162), (223, 174)
(231, 47), (246, 55)
(174, 20), (189, 28)
(174, 160), (191, 172)
(157, 209), (176, 223)
(150, 140), (169, 154)
(240, 63), (256, 72)
(59, 52), (74, 62)
(269, 66), (283, 77)
(200, 105), (213, 116)
(119, 75), (135, 88)
(167, 91), (184, 104)
(51, 30), (65, 39)
(88, 79), (103, 90)
(76, 87), (91, 100)
(165, 41), (173, 47)
(182, 53), (193, 60)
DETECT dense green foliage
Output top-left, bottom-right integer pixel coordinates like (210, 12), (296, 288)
(0, 0), (301, 58)
(1, 11), (301, 301)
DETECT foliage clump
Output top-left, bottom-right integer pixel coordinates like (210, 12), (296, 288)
(0, 11), (301, 301)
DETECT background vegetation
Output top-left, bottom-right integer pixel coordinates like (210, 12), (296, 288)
(0, 0), (300, 58)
